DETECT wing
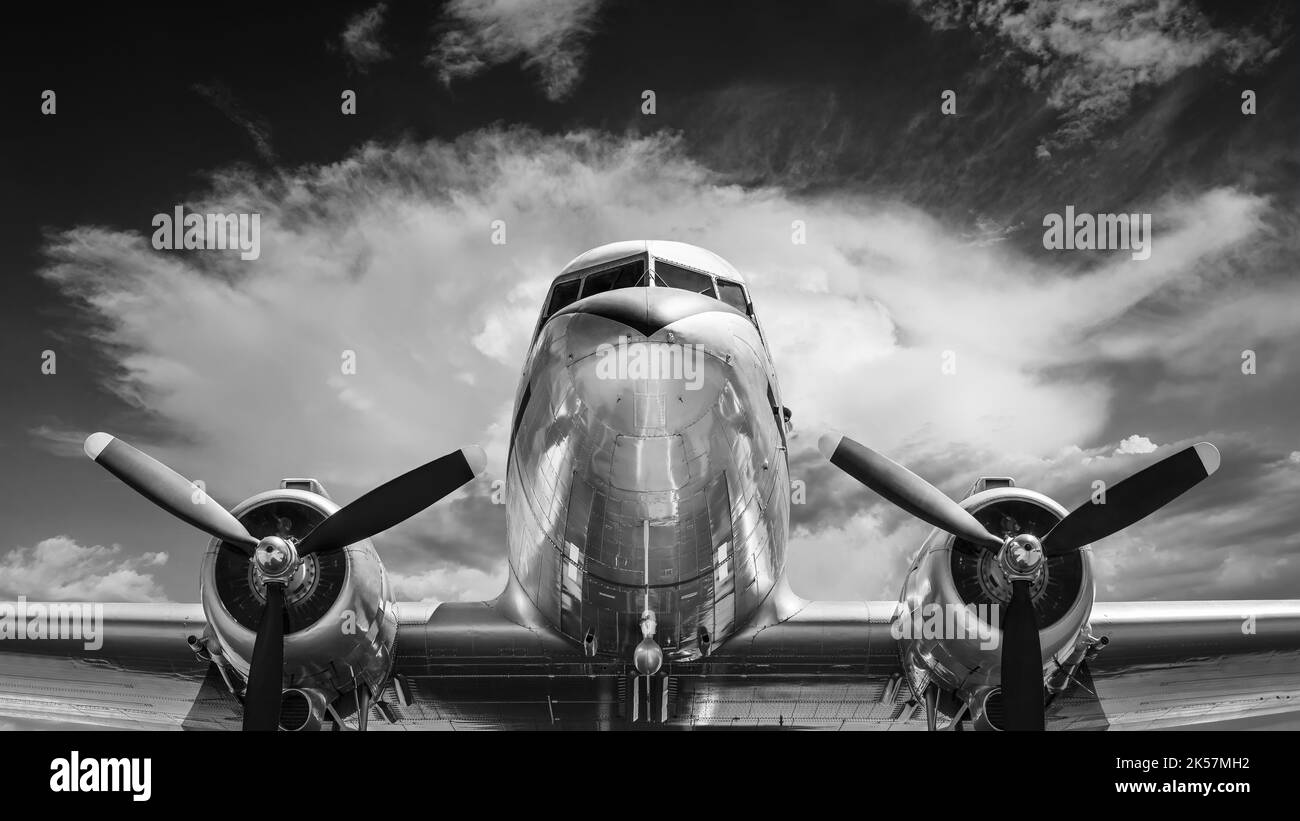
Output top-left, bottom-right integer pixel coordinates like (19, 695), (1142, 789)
(1048, 600), (1300, 730)
(11, 596), (1292, 731)
(0, 602), (243, 730)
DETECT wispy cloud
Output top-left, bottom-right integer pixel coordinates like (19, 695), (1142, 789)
(427, 0), (605, 100)
(341, 3), (392, 72)
(192, 82), (277, 163)
(28, 424), (89, 459)
(0, 537), (169, 602)
(909, 0), (1284, 154)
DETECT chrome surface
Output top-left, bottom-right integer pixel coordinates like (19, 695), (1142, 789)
(200, 488), (397, 713)
(633, 637), (663, 676)
(253, 536), (297, 582)
(506, 241), (789, 663)
(898, 486), (1094, 704)
(1000, 533), (1043, 580)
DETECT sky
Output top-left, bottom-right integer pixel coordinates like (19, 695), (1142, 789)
(0, 0), (1297, 613)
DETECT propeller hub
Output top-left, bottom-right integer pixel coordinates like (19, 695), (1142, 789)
(1000, 533), (1044, 580)
(253, 536), (299, 583)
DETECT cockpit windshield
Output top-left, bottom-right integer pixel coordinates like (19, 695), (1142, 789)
(715, 279), (749, 314)
(542, 258), (647, 320)
(546, 278), (581, 316)
(540, 254), (753, 329)
(653, 260), (716, 297)
(581, 258), (647, 296)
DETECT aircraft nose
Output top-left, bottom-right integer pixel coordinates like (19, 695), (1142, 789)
(553, 286), (745, 337)
(559, 300), (730, 438)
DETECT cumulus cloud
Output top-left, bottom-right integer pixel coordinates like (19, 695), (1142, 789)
(340, 3), (392, 71)
(389, 563), (508, 606)
(427, 0), (604, 100)
(0, 537), (169, 602)
(1113, 434), (1157, 455)
(910, 0), (1282, 152)
(37, 126), (1285, 602)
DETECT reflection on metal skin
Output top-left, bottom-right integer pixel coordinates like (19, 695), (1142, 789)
(507, 246), (790, 663)
(634, 637), (663, 675)
(898, 486), (1094, 704)
(199, 488), (398, 715)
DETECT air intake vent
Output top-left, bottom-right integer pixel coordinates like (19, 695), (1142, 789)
(983, 689), (1005, 731)
(279, 690), (312, 731)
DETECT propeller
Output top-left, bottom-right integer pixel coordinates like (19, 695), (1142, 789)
(818, 432), (1220, 730)
(84, 432), (487, 730)
(817, 434), (1003, 552)
(1040, 442), (1220, 557)
(1000, 580), (1042, 730)
(242, 581), (285, 731)
(296, 448), (486, 556)
(84, 433), (258, 555)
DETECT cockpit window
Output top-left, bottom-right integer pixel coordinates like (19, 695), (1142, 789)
(654, 260), (717, 297)
(581, 259), (647, 296)
(545, 278), (582, 317)
(716, 279), (749, 314)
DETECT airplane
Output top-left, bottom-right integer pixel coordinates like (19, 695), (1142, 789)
(2, 239), (1298, 731)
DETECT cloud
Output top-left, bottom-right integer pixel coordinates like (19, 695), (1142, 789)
(1086, 436), (1300, 600)
(28, 424), (89, 458)
(389, 563), (508, 606)
(1114, 434), (1157, 455)
(909, 0), (1283, 151)
(341, 3), (392, 71)
(427, 0), (604, 100)
(0, 537), (169, 602)
(192, 82), (276, 163)
(37, 126), (1286, 602)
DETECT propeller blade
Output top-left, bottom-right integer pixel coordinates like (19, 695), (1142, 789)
(818, 434), (1004, 552)
(1041, 442), (1220, 557)
(242, 581), (286, 731)
(84, 432), (258, 555)
(1000, 579), (1044, 731)
(296, 445), (487, 557)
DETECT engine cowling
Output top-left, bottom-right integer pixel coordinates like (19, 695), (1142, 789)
(820, 432), (1220, 730)
(896, 485), (1095, 727)
(198, 487), (398, 726)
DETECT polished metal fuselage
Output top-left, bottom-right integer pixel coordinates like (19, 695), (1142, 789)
(505, 287), (790, 660)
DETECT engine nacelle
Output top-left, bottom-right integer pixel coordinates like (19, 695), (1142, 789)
(198, 487), (398, 722)
(896, 485), (1095, 724)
